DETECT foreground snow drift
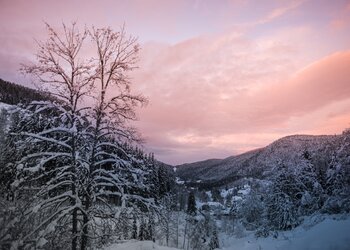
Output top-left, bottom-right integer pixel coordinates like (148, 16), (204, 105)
(220, 215), (350, 250)
(102, 215), (350, 250)
(103, 240), (179, 250)
(0, 102), (15, 110)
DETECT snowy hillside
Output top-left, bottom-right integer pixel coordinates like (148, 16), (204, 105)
(175, 134), (340, 188)
(103, 240), (179, 250)
(220, 215), (350, 250)
(0, 102), (16, 132)
(101, 215), (350, 250)
(0, 101), (15, 111)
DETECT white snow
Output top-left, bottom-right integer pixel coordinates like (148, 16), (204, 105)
(0, 102), (16, 131)
(175, 177), (184, 185)
(220, 215), (350, 250)
(206, 191), (212, 200)
(100, 216), (350, 250)
(36, 238), (48, 248)
(237, 184), (251, 196)
(102, 240), (179, 250)
(220, 188), (233, 198)
(32, 204), (41, 213)
(0, 102), (14, 110)
(232, 196), (243, 201)
(207, 201), (225, 207)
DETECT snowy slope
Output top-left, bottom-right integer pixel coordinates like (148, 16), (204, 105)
(101, 215), (350, 250)
(220, 215), (350, 250)
(175, 134), (340, 187)
(0, 102), (16, 131)
(102, 240), (180, 250)
(0, 102), (15, 110)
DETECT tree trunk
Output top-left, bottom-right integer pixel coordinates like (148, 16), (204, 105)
(176, 212), (179, 248)
(72, 207), (78, 250)
(81, 183), (91, 250)
(182, 219), (187, 249)
(81, 211), (89, 250)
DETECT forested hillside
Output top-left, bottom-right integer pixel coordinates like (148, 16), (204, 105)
(173, 130), (350, 239)
(0, 78), (52, 105)
(175, 134), (340, 189)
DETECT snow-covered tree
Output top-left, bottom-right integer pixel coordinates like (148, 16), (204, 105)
(238, 191), (264, 229)
(187, 192), (197, 215)
(265, 164), (300, 231)
(0, 108), (11, 197)
(324, 129), (350, 213)
(156, 194), (179, 246)
(0, 109), (8, 146)
(131, 215), (138, 239)
(297, 151), (324, 215)
(16, 23), (93, 249)
(78, 25), (154, 248)
(208, 229), (219, 250)
(11, 22), (154, 250)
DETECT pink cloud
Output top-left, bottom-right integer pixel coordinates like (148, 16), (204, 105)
(133, 31), (350, 163)
(329, 0), (350, 31)
(259, 0), (305, 24)
(251, 51), (350, 120)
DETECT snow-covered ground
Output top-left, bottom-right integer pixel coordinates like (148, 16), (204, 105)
(102, 240), (179, 250)
(0, 102), (14, 110)
(220, 215), (350, 250)
(175, 177), (185, 185)
(102, 215), (350, 250)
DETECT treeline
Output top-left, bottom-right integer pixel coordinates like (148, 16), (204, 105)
(0, 105), (175, 248)
(0, 78), (52, 105)
(192, 130), (350, 238)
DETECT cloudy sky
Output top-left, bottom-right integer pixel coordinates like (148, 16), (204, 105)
(1, 0), (350, 164)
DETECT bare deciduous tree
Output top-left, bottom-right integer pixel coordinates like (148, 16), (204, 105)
(20, 23), (93, 250)
(15, 22), (153, 250)
(80, 25), (148, 249)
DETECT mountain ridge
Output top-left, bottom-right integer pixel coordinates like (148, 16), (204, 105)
(174, 133), (341, 189)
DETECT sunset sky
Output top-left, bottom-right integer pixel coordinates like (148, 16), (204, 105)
(1, 0), (350, 164)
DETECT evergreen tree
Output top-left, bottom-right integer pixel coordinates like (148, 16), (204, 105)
(266, 164), (300, 230)
(138, 219), (148, 241)
(187, 192), (197, 215)
(0, 109), (9, 194)
(211, 188), (223, 203)
(131, 216), (138, 239)
(208, 229), (219, 250)
(238, 191), (264, 229)
(157, 165), (171, 198)
(148, 216), (154, 242)
(298, 151), (324, 215)
(324, 130), (350, 213)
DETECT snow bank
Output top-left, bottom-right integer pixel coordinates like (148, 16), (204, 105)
(221, 215), (350, 250)
(175, 177), (184, 185)
(102, 240), (179, 250)
(0, 102), (15, 111)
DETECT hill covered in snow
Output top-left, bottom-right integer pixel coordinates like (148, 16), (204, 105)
(219, 214), (350, 250)
(102, 215), (350, 250)
(175, 134), (341, 189)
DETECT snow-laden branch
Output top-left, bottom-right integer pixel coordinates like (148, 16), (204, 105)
(20, 132), (72, 150)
